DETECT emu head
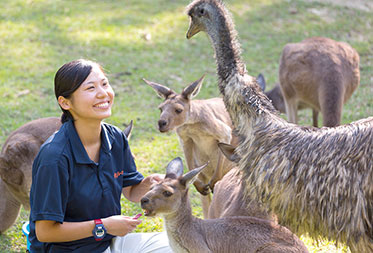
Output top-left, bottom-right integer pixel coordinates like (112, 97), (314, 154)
(141, 157), (208, 217)
(186, 0), (230, 39)
(143, 75), (205, 132)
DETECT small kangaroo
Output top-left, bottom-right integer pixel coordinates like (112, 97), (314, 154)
(144, 75), (236, 218)
(141, 158), (308, 253)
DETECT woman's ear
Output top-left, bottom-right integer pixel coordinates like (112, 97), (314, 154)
(58, 96), (71, 110)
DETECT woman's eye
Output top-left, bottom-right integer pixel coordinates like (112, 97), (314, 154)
(163, 191), (172, 197)
(87, 86), (95, 90)
(103, 82), (108, 86)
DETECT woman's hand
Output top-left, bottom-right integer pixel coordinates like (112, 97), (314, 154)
(122, 174), (165, 202)
(143, 173), (164, 187)
(102, 215), (141, 237)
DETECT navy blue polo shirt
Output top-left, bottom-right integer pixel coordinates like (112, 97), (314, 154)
(29, 119), (144, 253)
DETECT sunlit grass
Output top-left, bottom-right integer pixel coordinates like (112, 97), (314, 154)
(1, 0), (372, 252)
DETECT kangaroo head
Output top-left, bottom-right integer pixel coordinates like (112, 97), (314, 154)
(143, 75), (205, 132)
(141, 157), (207, 217)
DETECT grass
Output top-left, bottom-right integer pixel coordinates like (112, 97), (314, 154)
(0, 0), (372, 252)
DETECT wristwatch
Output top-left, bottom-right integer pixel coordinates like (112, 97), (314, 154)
(92, 219), (107, 241)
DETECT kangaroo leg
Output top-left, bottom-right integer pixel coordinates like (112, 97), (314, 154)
(208, 152), (225, 192)
(284, 98), (298, 124)
(319, 81), (343, 127)
(312, 108), (319, 127)
(200, 194), (212, 219)
(0, 179), (21, 234)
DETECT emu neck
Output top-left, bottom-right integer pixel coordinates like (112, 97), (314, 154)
(206, 6), (246, 88)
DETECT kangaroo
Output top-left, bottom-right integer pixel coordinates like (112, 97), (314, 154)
(141, 158), (308, 253)
(278, 37), (360, 127)
(0, 117), (61, 233)
(144, 76), (235, 218)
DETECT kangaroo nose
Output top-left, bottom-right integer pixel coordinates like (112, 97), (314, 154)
(158, 120), (167, 128)
(141, 197), (149, 207)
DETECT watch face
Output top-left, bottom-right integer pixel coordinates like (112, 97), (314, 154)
(93, 224), (106, 241)
(95, 226), (105, 237)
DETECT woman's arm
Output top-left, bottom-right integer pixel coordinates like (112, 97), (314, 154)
(122, 174), (164, 202)
(35, 215), (141, 243)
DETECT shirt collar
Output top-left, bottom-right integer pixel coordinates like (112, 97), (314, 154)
(66, 120), (113, 164)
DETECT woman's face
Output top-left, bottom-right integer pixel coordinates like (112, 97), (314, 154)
(63, 65), (115, 123)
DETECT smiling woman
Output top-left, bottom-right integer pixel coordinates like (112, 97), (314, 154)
(28, 59), (172, 253)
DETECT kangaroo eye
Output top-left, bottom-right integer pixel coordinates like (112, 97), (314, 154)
(175, 109), (183, 114)
(163, 191), (172, 197)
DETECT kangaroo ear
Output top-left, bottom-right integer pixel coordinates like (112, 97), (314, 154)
(218, 143), (239, 162)
(256, 73), (266, 91)
(181, 75), (205, 100)
(123, 120), (133, 140)
(165, 157), (184, 179)
(180, 162), (208, 187)
(143, 78), (175, 99)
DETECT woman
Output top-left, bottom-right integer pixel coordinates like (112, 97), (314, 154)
(29, 59), (172, 252)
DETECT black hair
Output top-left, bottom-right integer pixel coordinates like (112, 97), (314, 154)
(54, 59), (103, 123)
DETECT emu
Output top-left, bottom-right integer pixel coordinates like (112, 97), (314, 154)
(186, 0), (373, 252)
(144, 76), (235, 218)
(141, 157), (308, 253)
(260, 36), (360, 127)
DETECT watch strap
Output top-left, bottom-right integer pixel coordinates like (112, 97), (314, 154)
(94, 219), (103, 225)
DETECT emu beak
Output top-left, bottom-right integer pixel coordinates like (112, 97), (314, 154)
(186, 19), (201, 39)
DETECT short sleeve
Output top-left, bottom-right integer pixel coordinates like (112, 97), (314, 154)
(121, 134), (144, 187)
(30, 156), (69, 223)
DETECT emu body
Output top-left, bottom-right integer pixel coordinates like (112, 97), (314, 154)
(0, 117), (61, 233)
(186, 0), (373, 252)
(144, 76), (235, 218)
(141, 158), (308, 253)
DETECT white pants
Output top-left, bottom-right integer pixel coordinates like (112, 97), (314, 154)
(103, 232), (173, 253)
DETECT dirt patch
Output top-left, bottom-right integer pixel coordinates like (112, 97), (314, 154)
(305, 0), (373, 12)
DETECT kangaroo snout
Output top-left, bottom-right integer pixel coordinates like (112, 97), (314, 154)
(158, 120), (168, 132)
(140, 197), (150, 207)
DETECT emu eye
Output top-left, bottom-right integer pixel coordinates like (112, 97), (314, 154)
(199, 8), (205, 16)
(175, 108), (183, 114)
(163, 191), (172, 197)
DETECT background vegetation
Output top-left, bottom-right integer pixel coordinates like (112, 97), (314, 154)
(1, 0), (372, 252)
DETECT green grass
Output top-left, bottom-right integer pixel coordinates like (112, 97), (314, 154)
(1, 0), (372, 252)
